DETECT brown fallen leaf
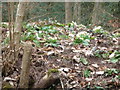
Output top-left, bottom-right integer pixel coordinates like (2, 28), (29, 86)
(87, 66), (95, 72)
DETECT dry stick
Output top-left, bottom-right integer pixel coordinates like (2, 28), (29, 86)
(60, 78), (64, 90)
(19, 42), (32, 88)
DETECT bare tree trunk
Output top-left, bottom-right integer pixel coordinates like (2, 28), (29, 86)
(0, 1), (2, 89)
(92, 0), (102, 25)
(65, 2), (72, 23)
(9, 2), (14, 50)
(77, 3), (81, 24)
(19, 42), (32, 88)
(8, 2), (15, 62)
(14, 1), (27, 62)
(73, 2), (81, 24)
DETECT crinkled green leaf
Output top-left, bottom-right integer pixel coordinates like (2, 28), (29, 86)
(80, 57), (88, 65)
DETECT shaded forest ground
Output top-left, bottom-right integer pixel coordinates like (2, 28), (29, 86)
(2, 21), (120, 89)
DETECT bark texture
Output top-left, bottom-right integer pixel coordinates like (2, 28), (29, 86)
(92, 1), (102, 25)
(0, 2), (2, 90)
(8, 2), (15, 62)
(19, 42), (32, 88)
(14, 1), (27, 62)
(65, 2), (72, 23)
(73, 2), (81, 24)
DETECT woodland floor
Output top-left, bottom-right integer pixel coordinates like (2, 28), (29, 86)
(2, 21), (120, 89)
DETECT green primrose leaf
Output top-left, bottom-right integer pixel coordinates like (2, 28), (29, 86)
(83, 69), (91, 78)
(80, 57), (88, 65)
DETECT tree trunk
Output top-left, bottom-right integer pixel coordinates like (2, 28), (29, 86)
(73, 2), (81, 24)
(92, 0), (102, 25)
(14, 1), (27, 62)
(8, 2), (15, 62)
(0, 2), (2, 90)
(19, 42), (32, 88)
(65, 2), (72, 23)
(8, 2), (14, 50)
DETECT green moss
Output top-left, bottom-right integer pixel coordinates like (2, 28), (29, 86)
(2, 82), (13, 89)
(47, 69), (59, 76)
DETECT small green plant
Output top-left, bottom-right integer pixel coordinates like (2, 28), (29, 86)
(2, 23), (8, 28)
(38, 32), (46, 38)
(115, 75), (120, 80)
(80, 57), (88, 65)
(74, 32), (91, 46)
(112, 32), (120, 38)
(60, 35), (69, 39)
(94, 50), (102, 58)
(42, 25), (53, 31)
(48, 29), (59, 34)
(46, 39), (57, 43)
(101, 53), (109, 58)
(45, 39), (59, 47)
(3, 37), (10, 45)
(94, 86), (104, 90)
(24, 32), (37, 41)
(54, 22), (65, 27)
(109, 51), (120, 63)
(33, 40), (40, 47)
(93, 26), (104, 34)
(83, 69), (91, 78)
(104, 69), (119, 76)
(74, 38), (83, 44)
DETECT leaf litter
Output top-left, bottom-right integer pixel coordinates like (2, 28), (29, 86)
(2, 21), (120, 89)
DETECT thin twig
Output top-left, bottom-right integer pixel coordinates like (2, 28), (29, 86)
(101, 8), (119, 20)
(60, 78), (64, 90)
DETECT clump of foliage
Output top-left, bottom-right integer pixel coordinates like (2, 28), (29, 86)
(94, 50), (110, 58)
(45, 38), (59, 47)
(109, 51), (120, 63)
(93, 26), (109, 35)
(105, 68), (119, 76)
(83, 69), (91, 78)
(80, 57), (88, 65)
(74, 31), (91, 46)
